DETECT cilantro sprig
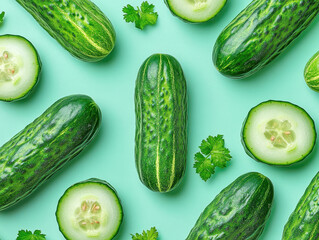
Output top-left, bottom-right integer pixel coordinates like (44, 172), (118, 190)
(16, 230), (46, 240)
(131, 227), (158, 240)
(194, 135), (232, 181)
(123, 2), (158, 30)
(0, 12), (5, 25)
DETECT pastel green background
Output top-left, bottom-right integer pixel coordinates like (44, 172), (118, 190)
(1, 0), (319, 239)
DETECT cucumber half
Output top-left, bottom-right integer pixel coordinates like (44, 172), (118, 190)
(241, 100), (316, 166)
(0, 35), (41, 102)
(165, 0), (226, 23)
(56, 179), (123, 240)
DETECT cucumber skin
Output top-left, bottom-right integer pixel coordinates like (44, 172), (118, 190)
(135, 54), (187, 193)
(164, 0), (227, 23)
(304, 51), (319, 92)
(186, 172), (274, 240)
(0, 35), (41, 102)
(213, 0), (319, 79)
(241, 100), (317, 166)
(16, 0), (116, 62)
(282, 172), (319, 239)
(56, 178), (123, 240)
(0, 95), (101, 211)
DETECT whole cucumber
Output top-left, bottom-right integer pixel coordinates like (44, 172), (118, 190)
(186, 172), (274, 239)
(135, 54), (187, 193)
(0, 95), (101, 211)
(282, 172), (319, 239)
(16, 0), (116, 62)
(213, 0), (319, 79)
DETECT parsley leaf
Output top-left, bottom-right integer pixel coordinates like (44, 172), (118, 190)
(16, 230), (46, 240)
(131, 227), (158, 240)
(0, 12), (5, 25)
(194, 135), (232, 181)
(123, 2), (158, 30)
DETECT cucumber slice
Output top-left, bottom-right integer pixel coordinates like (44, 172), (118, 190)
(165, 0), (226, 23)
(241, 100), (316, 166)
(0, 35), (41, 102)
(56, 179), (123, 240)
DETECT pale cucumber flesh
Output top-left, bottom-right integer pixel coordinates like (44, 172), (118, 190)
(0, 35), (40, 101)
(242, 101), (316, 165)
(166, 0), (226, 23)
(56, 179), (123, 240)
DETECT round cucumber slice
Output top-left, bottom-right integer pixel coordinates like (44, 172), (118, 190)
(56, 178), (123, 240)
(304, 50), (319, 92)
(0, 35), (41, 102)
(165, 0), (226, 23)
(241, 101), (316, 166)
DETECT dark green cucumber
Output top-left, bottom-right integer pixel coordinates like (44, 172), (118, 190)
(213, 0), (319, 79)
(0, 95), (101, 211)
(282, 172), (319, 239)
(16, 0), (116, 62)
(186, 172), (274, 240)
(135, 53), (187, 193)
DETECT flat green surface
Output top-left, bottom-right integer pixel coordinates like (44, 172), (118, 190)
(1, 0), (319, 239)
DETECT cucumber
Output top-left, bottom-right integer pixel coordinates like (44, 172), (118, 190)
(165, 0), (226, 23)
(135, 53), (187, 193)
(304, 51), (319, 92)
(16, 0), (116, 62)
(213, 0), (319, 79)
(282, 172), (319, 240)
(56, 178), (123, 240)
(0, 95), (101, 211)
(0, 35), (41, 102)
(242, 100), (316, 166)
(186, 172), (274, 239)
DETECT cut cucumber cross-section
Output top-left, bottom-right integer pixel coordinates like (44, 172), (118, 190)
(0, 35), (41, 102)
(241, 100), (316, 166)
(165, 0), (227, 23)
(56, 178), (123, 240)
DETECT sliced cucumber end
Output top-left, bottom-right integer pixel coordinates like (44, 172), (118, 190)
(241, 100), (316, 166)
(0, 35), (41, 102)
(56, 178), (123, 240)
(165, 0), (227, 23)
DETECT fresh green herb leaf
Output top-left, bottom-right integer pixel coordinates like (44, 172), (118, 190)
(131, 227), (158, 240)
(194, 135), (232, 181)
(123, 2), (158, 30)
(0, 12), (5, 24)
(16, 230), (46, 240)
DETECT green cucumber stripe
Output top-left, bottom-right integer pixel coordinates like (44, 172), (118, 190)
(79, 2), (115, 49)
(309, 215), (319, 238)
(155, 54), (163, 192)
(137, 57), (151, 187)
(166, 55), (176, 191)
(54, 4), (106, 55)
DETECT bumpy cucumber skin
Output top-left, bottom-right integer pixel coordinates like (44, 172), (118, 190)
(16, 0), (116, 62)
(241, 100), (316, 166)
(213, 0), (319, 79)
(304, 51), (319, 92)
(186, 172), (274, 240)
(135, 54), (187, 193)
(282, 172), (319, 239)
(0, 34), (41, 102)
(0, 95), (101, 211)
(56, 178), (123, 240)
(164, 0), (227, 23)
